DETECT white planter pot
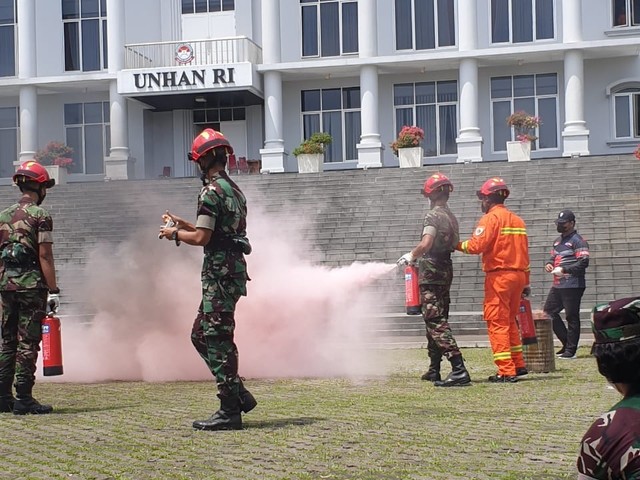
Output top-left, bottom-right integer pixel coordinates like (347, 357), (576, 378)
(296, 153), (324, 173)
(506, 141), (531, 162)
(398, 147), (423, 168)
(44, 165), (68, 185)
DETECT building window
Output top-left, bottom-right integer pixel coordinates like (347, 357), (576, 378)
(393, 81), (458, 157)
(301, 87), (361, 162)
(0, 0), (16, 77)
(612, 87), (640, 138)
(193, 107), (245, 129)
(63, 0), (108, 72)
(395, 0), (455, 50)
(613, 0), (640, 27)
(301, 0), (358, 57)
(491, 0), (554, 43)
(181, 0), (235, 14)
(64, 102), (110, 174)
(490, 73), (558, 152)
(0, 107), (18, 178)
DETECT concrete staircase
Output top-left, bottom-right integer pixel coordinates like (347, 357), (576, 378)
(1, 154), (638, 346)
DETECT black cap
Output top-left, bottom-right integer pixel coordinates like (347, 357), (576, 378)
(554, 209), (575, 225)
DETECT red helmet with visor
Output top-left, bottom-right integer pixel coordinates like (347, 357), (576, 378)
(476, 177), (510, 199)
(13, 161), (55, 188)
(423, 173), (453, 197)
(188, 128), (234, 162)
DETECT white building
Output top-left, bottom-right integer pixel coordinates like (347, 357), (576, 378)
(0, 0), (639, 181)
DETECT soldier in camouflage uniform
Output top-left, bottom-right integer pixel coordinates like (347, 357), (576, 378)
(397, 174), (471, 387)
(577, 297), (640, 479)
(160, 129), (256, 431)
(0, 161), (59, 415)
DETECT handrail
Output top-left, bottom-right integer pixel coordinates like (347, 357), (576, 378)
(124, 36), (262, 69)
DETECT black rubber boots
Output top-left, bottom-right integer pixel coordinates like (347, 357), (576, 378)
(193, 380), (257, 431)
(193, 394), (243, 431)
(13, 384), (53, 415)
(433, 355), (471, 387)
(420, 354), (442, 382)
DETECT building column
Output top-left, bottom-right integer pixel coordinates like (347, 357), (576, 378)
(259, 0), (285, 173)
(455, 0), (482, 162)
(356, 0), (382, 168)
(105, 0), (134, 180)
(18, 87), (37, 163)
(562, 50), (589, 156)
(561, 0), (589, 156)
(17, 0), (37, 165)
(456, 59), (482, 163)
(357, 66), (382, 168)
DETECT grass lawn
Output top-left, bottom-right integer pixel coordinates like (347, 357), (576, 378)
(0, 346), (614, 480)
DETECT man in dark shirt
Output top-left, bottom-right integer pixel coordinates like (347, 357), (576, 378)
(543, 209), (590, 359)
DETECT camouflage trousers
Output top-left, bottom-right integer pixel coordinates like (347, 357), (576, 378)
(191, 302), (239, 398)
(0, 290), (47, 396)
(420, 284), (461, 360)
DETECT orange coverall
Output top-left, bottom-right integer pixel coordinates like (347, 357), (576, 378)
(457, 204), (530, 376)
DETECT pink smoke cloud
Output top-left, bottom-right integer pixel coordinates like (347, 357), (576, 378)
(40, 204), (398, 383)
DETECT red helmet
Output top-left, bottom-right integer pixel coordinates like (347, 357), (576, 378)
(188, 128), (233, 162)
(13, 161), (55, 188)
(477, 177), (510, 199)
(423, 173), (453, 196)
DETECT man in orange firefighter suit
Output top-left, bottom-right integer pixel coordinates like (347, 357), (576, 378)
(456, 178), (530, 383)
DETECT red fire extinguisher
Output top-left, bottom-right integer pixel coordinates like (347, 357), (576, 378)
(42, 313), (63, 376)
(516, 298), (537, 345)
(404, 264), (421, 315)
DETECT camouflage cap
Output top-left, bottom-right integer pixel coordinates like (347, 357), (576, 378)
(591, 296), (640, 344)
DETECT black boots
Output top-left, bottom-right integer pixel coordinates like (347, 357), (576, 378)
(12, 384), (53, 415)
(0, 381), (14, 413)
(420, 355), (442, 382)
(193, 394), (243, 431)
(12, 396), (53, 415)
(434, 355), (471, 387)
(488, 374), (518, 383)
(238, 379), (257, 413)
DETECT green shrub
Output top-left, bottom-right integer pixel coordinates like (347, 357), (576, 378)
(292, 132), (332, 157)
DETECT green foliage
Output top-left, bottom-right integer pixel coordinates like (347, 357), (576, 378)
(292, 132), (332, 157)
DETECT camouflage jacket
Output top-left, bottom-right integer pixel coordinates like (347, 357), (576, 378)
(577, 393), (640, 479)
(196, 171), (250, 313)
(417, 205), (459, 286)
(0, 195), (53, 292)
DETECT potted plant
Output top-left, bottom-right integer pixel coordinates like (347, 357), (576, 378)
(391, 125), (424, 168)
(505, 111), (541, 162)
(35, 141), (74, 184)
(292, 132), (332, 173)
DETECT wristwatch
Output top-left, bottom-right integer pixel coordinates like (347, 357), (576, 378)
(171, 229), (180, 246)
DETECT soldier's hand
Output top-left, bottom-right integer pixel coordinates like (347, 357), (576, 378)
(47, 293), (60, 313)
(159, 226), (177, 241)
(397, 252), (414, 266)
(163, 210), (186, 229)
(544, 264), (554, 273)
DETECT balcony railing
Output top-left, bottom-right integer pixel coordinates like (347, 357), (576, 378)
(124, 36), (262, 70)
